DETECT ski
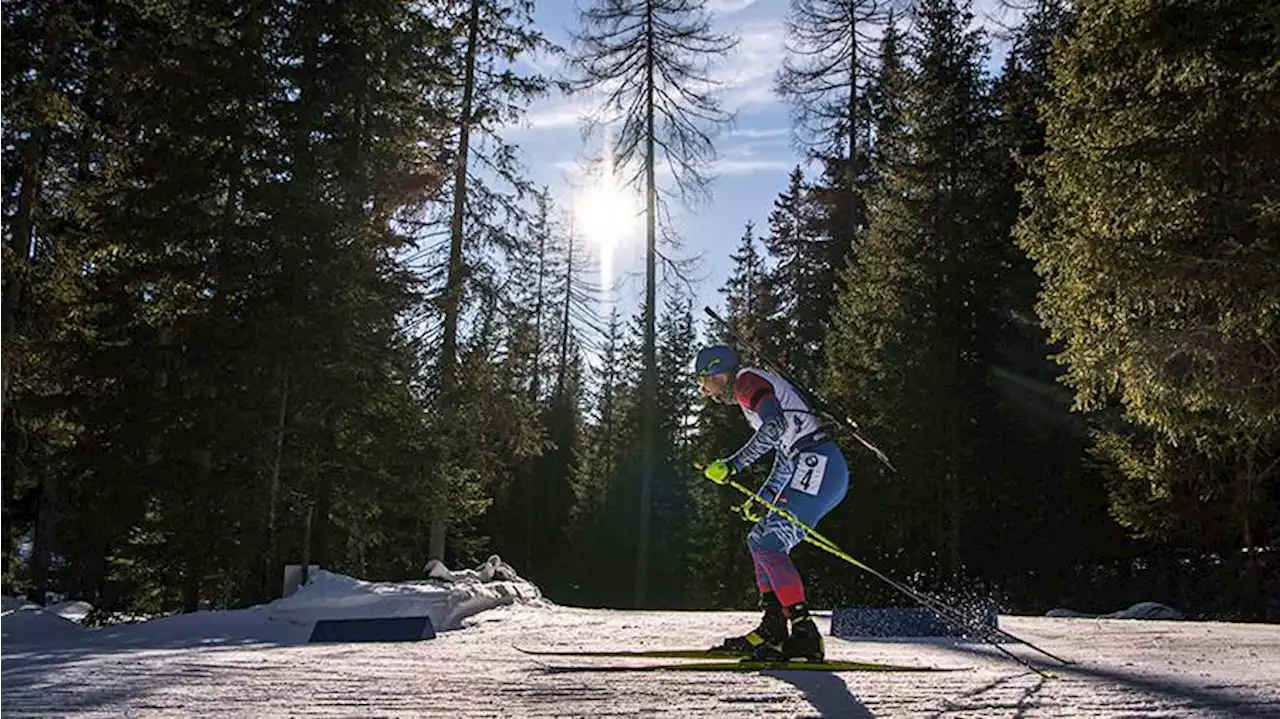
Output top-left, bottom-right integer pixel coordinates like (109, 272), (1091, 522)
(515, 646), (748, 660)
(537, 658), (961, 674)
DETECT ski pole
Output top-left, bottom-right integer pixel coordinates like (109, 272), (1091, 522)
(725, 478), (1071, 675)
(704, 307), (896, 472)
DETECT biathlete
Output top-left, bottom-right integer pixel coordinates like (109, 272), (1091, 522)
(695, 345), (850, 661)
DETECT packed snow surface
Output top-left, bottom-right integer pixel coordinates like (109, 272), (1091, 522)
(3, 572), (1277, 717)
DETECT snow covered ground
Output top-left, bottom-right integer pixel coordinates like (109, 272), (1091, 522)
(4, 570), (1278, 717)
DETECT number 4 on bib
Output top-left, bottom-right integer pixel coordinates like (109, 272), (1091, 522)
(789, 453), (827, 496)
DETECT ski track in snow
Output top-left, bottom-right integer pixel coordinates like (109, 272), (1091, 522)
(3, 608), (1278, 717)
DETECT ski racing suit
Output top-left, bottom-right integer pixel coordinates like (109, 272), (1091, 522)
(727, 368), (849, 609)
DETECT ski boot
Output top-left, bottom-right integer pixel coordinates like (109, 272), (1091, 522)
(754, 604), (825, 662)
(711, 591), (786, 654)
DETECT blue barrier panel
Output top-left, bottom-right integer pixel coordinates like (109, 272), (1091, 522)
(831, 606), (997, 639)
(309, 616), (436, 643)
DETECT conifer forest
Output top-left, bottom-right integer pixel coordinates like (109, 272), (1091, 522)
(3, 0), (1277, 622)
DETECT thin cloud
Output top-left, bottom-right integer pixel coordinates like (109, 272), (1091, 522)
(713, 19), (786, 113)
(729, 127), (789, 139)
(573, 151), (791, 190)
(522, 100), (587, 131)
(713, 157), (793, 176)
(706, 0), (759, 15)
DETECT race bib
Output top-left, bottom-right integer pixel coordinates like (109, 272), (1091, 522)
(789, 452), (827, 496)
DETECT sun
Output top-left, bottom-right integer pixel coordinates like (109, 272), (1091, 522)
(573, 169), (639, 287)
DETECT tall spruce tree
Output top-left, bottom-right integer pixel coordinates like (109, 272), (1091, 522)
(570, 308), (630, 605)
(721, 223), (781, 358)
(1017, 0), (1280, 561)
(490, 190), (603, 596)
(978, 0), (1119, 601)
(652, 293), (699, 606)
(763, 167), (827, 387)
(492, 188), (556, 574)
(3, 0), (102, 603)
(776, 0), (886, 331)
(825, 0), (1004, 584)
(543, 217), (606, 596)
(423, 0), (552, 562)
(569, 0), (736, 606)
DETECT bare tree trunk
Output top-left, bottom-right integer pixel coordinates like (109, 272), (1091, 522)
(3, 128), (47, 412)
(265, 366), (289, 598)
(184, 446), (214, 612)
(635, 13), (657, 608)
(313, 471), (334, 568)
(525, 199), (549, 572)
(26, 483), (53, 605)
(5, 15), (65, 602)
(556, 219), (575, 396)
(847, 17), (857, 170)
(182, 555), (203, 613)
(531, 199), (548, 401)
(845, 5), (860, 254)
(301, 502), (314, 586)
(432, 0), (482, 562)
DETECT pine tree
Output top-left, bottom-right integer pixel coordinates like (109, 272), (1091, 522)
(762, 167), (827, 387)
(570, 308), (629, 604)
(2, 0), (100, 603)
(491, 188), (556, 574)
(114, 0), (303, 599)
(543, 216), (606, 595)
(569, 0), (736, 607)
(775, 0), (886, 162)
(1016, 0), (1280, 554)
(776, 0), (886, 323)
(720, 222), (782, 361)
(825, 0), (1003, 584)
(422, 0), (553, 562)
(491, 190), (604, 595)
(233, 0), (458, 599)
(580, 304), (649, 606)
(972, 0), (1118, 596)
(651, 294), (698, 606)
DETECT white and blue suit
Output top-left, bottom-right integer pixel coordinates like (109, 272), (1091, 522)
(727, 368), (849, 608)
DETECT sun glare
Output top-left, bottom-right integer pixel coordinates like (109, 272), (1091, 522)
(574, 169), (639, 288)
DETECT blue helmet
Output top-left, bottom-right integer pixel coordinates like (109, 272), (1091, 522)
(695, 345), (739, 377)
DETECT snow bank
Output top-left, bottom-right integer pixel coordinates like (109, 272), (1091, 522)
(1046, 601), (1185, 620)
(1, 597), (86, 645)
(1, 557), (544, 650)
(48, 600), (95, 624)
(1103, 601), (1185, 620)
(424, 554), (522, 583)
(269, 556), (543, 632)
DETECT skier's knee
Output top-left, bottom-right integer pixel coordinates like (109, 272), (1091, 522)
(749, 527), (789, 554)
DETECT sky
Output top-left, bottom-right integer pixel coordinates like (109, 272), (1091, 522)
(504, 0), (1026, 317)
